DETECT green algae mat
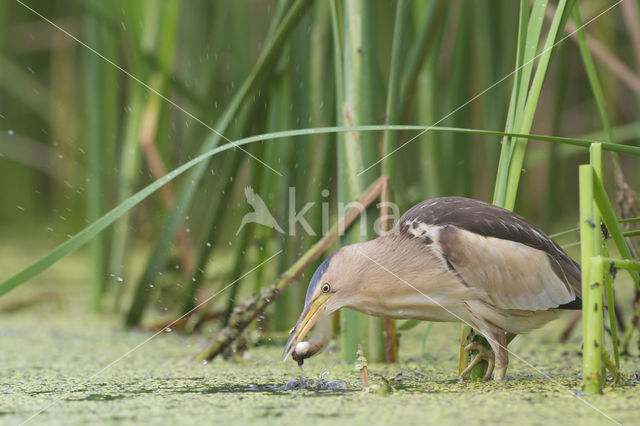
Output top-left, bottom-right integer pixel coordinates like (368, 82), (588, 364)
(1, 249), (640, 425)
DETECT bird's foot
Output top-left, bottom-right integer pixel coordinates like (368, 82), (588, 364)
(458, 342), (495, 381)
(493, 365), (507, 382)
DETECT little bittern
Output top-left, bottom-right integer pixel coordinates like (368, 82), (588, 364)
(283, 197), (581, 381)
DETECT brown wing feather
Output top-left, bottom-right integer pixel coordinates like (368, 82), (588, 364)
(395, 197), (582, 305)
(439, 226), (578, 311)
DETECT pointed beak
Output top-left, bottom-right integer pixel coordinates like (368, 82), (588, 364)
(282, 293), (331, 361)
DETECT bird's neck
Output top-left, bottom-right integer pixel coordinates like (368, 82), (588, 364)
(337, 234), (454, 319)
(341, 234), (460, 321)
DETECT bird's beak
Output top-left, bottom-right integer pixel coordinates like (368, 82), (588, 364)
(281, 293), (331, 361)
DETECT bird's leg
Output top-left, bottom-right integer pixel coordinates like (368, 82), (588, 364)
(487, 332), (516, 381)
(459, 341), (495, 381)
(487, 332), (509, 382)
(459, 332), (514, 381)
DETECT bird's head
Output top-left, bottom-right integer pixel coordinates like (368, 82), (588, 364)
(282, 249), (361, 362)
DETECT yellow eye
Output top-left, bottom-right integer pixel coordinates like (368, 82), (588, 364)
(321, 282), (331, 293)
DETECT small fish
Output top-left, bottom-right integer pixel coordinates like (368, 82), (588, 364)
(291, 341), (322, 366)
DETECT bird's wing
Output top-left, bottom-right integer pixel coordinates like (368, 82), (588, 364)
(395, 197), (581, 311)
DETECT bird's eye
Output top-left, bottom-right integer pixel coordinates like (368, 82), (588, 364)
(321, 282), (331, 293)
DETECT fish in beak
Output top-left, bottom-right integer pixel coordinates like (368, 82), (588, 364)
(281, 292), (331, 364)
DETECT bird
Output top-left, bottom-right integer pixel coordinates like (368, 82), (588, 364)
(282, 196), (582, 381)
